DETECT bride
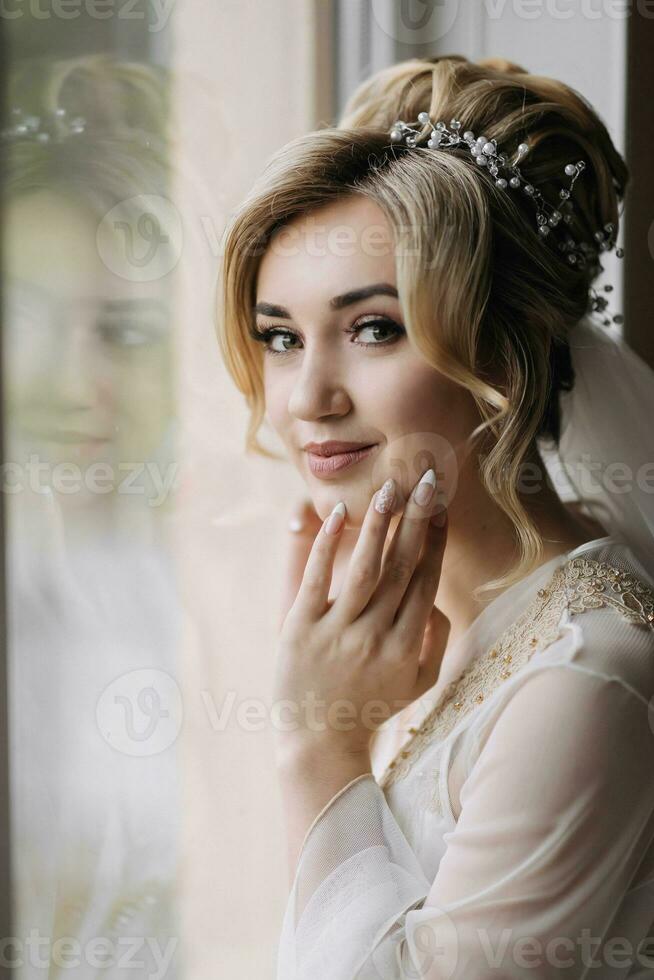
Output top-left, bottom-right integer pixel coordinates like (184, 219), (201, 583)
(217, 55), (654, 978)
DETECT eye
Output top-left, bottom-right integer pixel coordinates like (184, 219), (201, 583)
(97, 320), (164, 348)
(349, 318), (404, 346)
(249, 317), (406, 357)
(252, 328), (301, 356)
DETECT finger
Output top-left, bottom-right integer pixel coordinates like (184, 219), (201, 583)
(290, 500), (347, 623)
(392, 499), (448, 646)
(327, 477), (397, 626)
(278, 499), (324, 631)
(364, 467), (440, 625)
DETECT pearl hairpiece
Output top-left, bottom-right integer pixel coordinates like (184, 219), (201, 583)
(0, 104), (156, 152)
(1, 105), (86, 142)
(389, 113), (624, 327)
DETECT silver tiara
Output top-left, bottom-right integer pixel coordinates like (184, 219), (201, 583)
(0, 104), (157, 152)
(1, 105), (87, 142)
(389, 114), (624, 327)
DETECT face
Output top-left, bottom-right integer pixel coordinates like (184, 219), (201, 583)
(3, 190), (174, 507)
(254, 194), (483, 528)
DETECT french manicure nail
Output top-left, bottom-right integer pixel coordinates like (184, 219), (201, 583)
(413, 468), (436, 507)
(374, 478), (395, 514)
(324, 501), (346, 535)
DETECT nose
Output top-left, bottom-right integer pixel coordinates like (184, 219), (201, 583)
(286, 344), (351, 421)
(45, 319), (109, 411)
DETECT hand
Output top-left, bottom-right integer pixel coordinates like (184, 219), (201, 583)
(273, 469), (450, 764)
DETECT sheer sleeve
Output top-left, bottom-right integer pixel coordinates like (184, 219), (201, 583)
(275, 665), (654, 979)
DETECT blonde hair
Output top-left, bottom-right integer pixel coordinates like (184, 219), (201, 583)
(3, 53), (172, 218)
(217, 54), (628, 598)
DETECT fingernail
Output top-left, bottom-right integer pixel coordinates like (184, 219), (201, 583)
(413, 468), (436, 507)
(374, 478), (395, 514)
(324, 501), (346, 535)
(288, 516), (304, 533)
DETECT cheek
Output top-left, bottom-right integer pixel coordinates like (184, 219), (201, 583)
(376, 368), (449, 430)
(261, 379), (288, 439)
(398, 370), (477, 434)
(262, 375), (277, 413)
(372, 372), (478, 495)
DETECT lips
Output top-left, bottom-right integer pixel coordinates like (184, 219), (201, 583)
(306, 443), (379, 478)
(303, 440), (377, 457)
(40, 431), (110, 444)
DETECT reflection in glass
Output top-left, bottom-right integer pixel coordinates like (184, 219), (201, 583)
(1, 55), (182, 978)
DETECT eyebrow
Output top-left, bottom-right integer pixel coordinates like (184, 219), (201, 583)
(253, 282), (399, 319)
(8, 278), (168, 315)
(101, 298), (169, 315)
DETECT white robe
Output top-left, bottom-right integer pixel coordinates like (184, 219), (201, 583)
(276, 535), (654, 979)
(8, 529), (181, 979)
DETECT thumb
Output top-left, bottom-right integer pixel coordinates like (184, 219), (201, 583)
(277, 498), (324, 632)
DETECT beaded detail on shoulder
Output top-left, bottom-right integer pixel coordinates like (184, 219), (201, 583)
(377, 555), (654, 792)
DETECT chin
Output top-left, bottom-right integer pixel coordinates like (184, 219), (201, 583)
(317, 492), (370, 530)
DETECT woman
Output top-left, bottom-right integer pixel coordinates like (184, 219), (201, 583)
(3, 53), (178, 539)
(3, 54), (181, 977)
(217, 56), (654, 978)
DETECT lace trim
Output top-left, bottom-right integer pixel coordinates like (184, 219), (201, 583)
(378, 555), (654, 792)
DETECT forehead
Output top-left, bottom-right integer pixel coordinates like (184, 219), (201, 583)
(255, 195), (398, 307)
(4, 190), (170, 307)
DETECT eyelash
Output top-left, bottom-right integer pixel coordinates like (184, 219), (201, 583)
(249, 318), (406, 357)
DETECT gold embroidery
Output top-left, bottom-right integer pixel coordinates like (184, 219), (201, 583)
(379, 556), (654, 792)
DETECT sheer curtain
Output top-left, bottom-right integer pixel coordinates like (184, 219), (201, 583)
(170, 2), (335, 975)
